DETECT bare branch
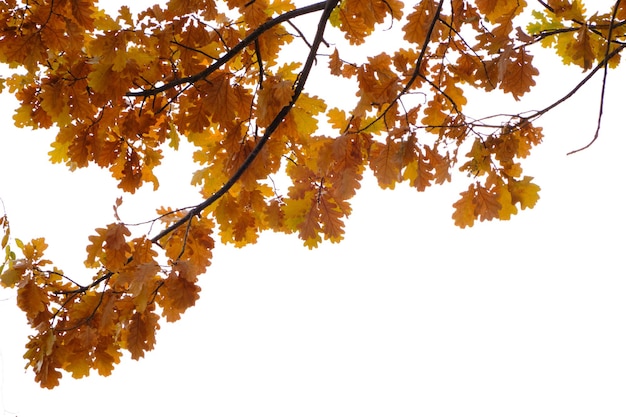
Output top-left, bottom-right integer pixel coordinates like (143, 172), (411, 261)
(567, 0), (622, 155)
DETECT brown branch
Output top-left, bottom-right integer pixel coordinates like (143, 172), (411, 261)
(151, 0), (339, 240)
(567, 0), (622, 155)
(68, 0), (340, 297)
(523, 43), (626, 138)
(125, 1), (328, 98)
(358, 1), (445, 133)
(255, 37), (264, 88)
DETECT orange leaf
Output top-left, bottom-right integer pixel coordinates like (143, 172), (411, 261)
(369, 139), (403, 189)
(94, 341), (122, 377)
(476, 0), (527, 22)
(35, 356), (63, 389)
(452, 184), (476, 228)
(24, 330), (61, 389)
(406, 148), (434, 192)
(500, 47), (539, 100)
(158, 261), (201, 322)
(103, 223), (131, 271)
(125, 310), (160, 360)
(329, 48), (343, 76)
(403, 0), (438, 46)
(318, 194), (345, 243)
(571, 24), (596, 71)
(17, 280), (49, 323)
(474, 183), (502, 222)
(85, 227), (107, 269)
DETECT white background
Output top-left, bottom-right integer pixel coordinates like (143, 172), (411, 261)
(1, 1), (625, 416)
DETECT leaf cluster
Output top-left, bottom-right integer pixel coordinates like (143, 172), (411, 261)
(1, 0), (624, 387)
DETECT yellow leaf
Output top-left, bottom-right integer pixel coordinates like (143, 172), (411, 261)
(283, 190), (322, 249)
(336, 14), (370, 45)
(496, 182), (518, 220)
(0, 266), (21, 288)
(327, 107), (349, 130)
(257, 77), (293, 126)
(509, 176), (541, 209)
(290, 93), (327, 137)
(168, 122), (180, 150)
(460, 138), (491, 176)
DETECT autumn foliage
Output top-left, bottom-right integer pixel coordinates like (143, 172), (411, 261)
(1, 0), (624, 387)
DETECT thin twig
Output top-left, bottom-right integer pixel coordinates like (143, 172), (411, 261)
(526, 44), (626, 123)
(567, 0), (622, 155)
(358, 1), (445, 133)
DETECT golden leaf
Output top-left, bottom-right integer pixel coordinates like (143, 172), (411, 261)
(509, 176), (541, 210)
(452, 184), (477, 228)
(476, 0), (527, 22)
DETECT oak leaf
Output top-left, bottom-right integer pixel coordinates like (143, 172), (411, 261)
(369, 138), (404, 189)
(452, 184), (477, 228)
(329, 48), (343, 76)
(158, 261), (201, 322)
(17, 280), (49, 324)
(571, 24), (596, 71)
(403, 0), (439, 46)
(93, 340), (122, 377)
(499, 47), (539, 100)
(474, 184), (502, 222)
(476, 0), (527, 22)
(509, 176), (541, 210)
(125, 309), (160, 360)
(103, 223), (132, 271)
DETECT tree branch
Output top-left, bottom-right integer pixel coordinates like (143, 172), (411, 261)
(73, 0), (340, 296)
(567, 0), (622, 155)
(151, 0), (339, 242)
(125, 1), (328, 98)
(358, 1), (445, 133)
(524, 43), (626, 136)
